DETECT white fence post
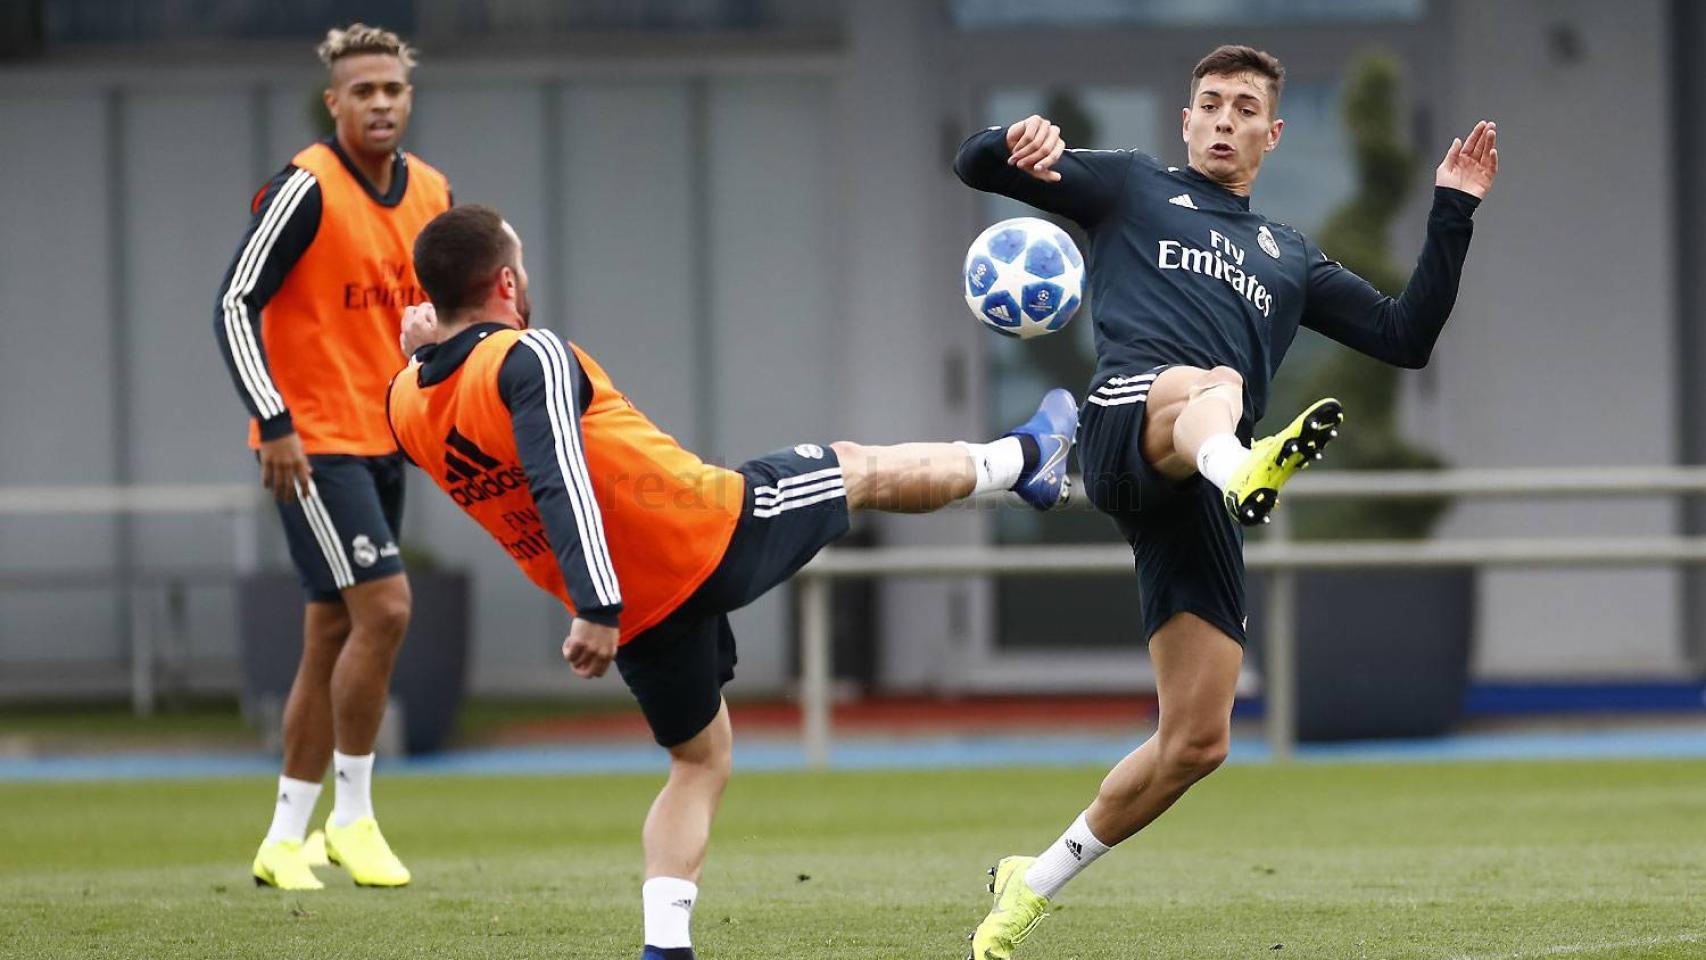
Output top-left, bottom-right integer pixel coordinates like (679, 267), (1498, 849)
(800, 575), (832, 770)
(1264, 509), (1296, 763)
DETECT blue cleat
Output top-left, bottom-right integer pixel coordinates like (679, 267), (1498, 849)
(1007, 388), (1078, 511)
(641, 948), (694, 960)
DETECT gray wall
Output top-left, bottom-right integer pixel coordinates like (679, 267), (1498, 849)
(0, 53), (842, 699)
(0, 0), (1697, 700)
(1412, 0), (1685, 677)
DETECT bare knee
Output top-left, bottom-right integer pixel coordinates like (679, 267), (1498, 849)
(303, 601), (351, 651)
(364, 596), (411, 641)
(348, 578), (412, 643)
(668, 734), (733, 786)
(1185, 366), (1243, 408)
(1201, 365), (1243, 388)
(829, 440), (866, 463)
(829, 441), (870, 508)
(667, 703), (733, 784)
(1158, 728), (1230, 784)
(671, 745), (732, 787)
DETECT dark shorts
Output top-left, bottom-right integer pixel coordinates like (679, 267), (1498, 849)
(1078, 366), (1248, 645)
(616, 443), (851, 748)
(272, 453), (406, 603)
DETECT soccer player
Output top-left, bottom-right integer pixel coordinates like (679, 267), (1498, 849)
(953, 45), (1497, 957)
(213, 24), (451, 891)
(385, 205), (1077, 960)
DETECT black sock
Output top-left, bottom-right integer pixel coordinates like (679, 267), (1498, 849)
(1012, 432), (1041, 474)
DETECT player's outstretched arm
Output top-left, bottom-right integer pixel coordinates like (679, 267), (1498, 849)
(1300, 120), (1498, 369)
(500, 329), (624, 678)
(953, 116), (1134, 227)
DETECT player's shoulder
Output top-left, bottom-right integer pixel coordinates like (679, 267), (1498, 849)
(504, 328), (583, 370)
(1247, 213), (1329, 268)
(286, 140), (341, 174)
(404, 152), (452, 194)
(1258, 213), (1306, 239)
(249, 162), (320, 215)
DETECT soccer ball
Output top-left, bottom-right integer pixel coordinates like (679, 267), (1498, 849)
(963, 217), (1084, 339)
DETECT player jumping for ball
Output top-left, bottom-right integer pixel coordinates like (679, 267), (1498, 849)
(953, 44), (1497, 958)
(386, 205), (1077, 960)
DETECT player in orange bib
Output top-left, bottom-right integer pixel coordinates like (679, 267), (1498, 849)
(386, 205), (1080, 960)
(212, 25), (449, 891)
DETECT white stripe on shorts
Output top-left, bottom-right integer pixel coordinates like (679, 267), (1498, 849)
(1086, 392), (1148, 408)
(752, 484), (847, 519)
(296, 480), (355, 589)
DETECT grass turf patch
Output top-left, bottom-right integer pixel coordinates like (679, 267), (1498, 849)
(0, 759), (1700, 959)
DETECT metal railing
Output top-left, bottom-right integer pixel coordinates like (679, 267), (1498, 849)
(0, 483), (264, 714)
(9, 469), (1706, 749)
(794, 466), (1706, 768)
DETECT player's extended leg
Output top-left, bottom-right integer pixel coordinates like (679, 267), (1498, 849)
(320, 573), (413, 887)
(968, 614), (1240, 960)
(1140, 365), (1344, 526)
(832, 440), (974, 512)
(834, 387), (1080, 514)
(253, 601), (349, 890)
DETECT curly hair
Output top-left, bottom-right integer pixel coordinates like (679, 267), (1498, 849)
(316, 23), (417, 69)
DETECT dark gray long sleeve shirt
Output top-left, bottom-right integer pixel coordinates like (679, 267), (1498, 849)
(954, 127), (1480, 427)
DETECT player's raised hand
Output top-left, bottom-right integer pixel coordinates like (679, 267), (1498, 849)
(1005, 114), (1066, 183)
(563, 618), (619, 679)
(399, 302), (439, 355)
(1435, 120), (1498, 199)
(258, 433), (312, 504)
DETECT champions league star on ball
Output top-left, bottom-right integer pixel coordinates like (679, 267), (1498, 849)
(963, 217), (1084, 339)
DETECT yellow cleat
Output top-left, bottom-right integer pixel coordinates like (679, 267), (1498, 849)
(302, 829), (329, 867)
(1223, 397), (1345, 527)
(252, 837), (325, 891)
(323, 817), (411, 887)
(968, 856), (1050, 960)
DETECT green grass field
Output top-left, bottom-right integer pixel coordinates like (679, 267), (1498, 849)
(1, 760), (1701, 959)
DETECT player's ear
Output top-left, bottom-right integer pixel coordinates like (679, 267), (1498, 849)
(1181, 106), (1191, 143)
(322, 87), (337, 118)
(1266, 117), (1284, 152)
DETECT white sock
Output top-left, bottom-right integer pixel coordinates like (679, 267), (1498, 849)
(1195, 433), (1247, 492)
(264, 776), (322, 845)
(1023, 811), (1113, 900)
(330, 751), (375, 828)
(642, 876), (698, 949)
(959, 437), (1027, 495)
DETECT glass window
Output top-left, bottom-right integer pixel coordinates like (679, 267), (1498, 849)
(954, 0), (1425, 30)
(38, 0), (829, 47)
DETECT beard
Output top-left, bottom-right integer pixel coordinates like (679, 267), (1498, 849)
(516, 286), (532, 329)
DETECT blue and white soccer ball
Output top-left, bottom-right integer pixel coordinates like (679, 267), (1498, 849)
(963, 217), (1084, 339)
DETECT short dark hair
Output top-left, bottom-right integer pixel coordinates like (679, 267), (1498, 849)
(1191, 44), (1286, 109)
(413, 205), (516, 315)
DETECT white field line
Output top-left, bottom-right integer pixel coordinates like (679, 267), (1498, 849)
(1447, 933), (1703, 960)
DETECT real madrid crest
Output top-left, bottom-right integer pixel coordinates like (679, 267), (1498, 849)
(1257, 225), (1281, 259)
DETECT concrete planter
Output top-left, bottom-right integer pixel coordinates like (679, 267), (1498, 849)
(1248, 567), (1475, 741)
(236, 570), (471, 754)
